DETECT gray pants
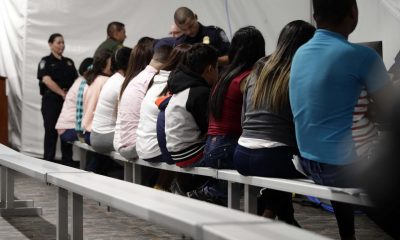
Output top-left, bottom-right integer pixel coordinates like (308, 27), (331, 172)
(90, 131), (115, 154)
(119, 145), (138, 160)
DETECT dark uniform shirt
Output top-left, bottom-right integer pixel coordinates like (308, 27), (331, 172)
(37, 53), (78, 95)
(175, 22), (230, 57)
(94, 38), (122, 58)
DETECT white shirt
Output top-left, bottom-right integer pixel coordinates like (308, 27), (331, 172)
(92, 72), (124, 134)
(136, 70), (170, 159)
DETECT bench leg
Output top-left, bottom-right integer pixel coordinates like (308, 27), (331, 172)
(244, 185), (258, 214)
(124, 162), (133, 182)
(72, 193), (83, 240)
(227, 181), (241, 210)
(57, 187), (68, 240)
(132, 164), (142, 184)
(77, 148), (87, 170)
(0, 168), (42, 216)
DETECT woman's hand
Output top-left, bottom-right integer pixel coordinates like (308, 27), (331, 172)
(42, 75), (67, 99)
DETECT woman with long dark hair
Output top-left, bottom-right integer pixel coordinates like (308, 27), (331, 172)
(233, 20), (316, 225)
(187, 26), (265, 205)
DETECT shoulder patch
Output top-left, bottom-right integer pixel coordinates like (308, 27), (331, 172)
(219, 30), (229, 43)
(39, 60), (46, 70)
(67, 60), (73, 66)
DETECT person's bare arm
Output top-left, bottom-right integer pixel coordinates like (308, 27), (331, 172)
(42, 75), (66, 99)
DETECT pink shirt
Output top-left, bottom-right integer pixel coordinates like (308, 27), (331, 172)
(55, 77), (84, 135)
(117, 65), (157, 151)
(82, 75), (109, 132)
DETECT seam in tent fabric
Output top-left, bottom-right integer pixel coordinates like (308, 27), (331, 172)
(224, 0), (233, 39)
(381, 0), (400, 21)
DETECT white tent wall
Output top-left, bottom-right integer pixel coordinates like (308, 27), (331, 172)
(0, 0), (399, 157)
(19, 0), (312, 157)
(0, 0), (27, 150)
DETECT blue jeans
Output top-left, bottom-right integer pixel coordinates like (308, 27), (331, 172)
(233, 145), (302, 224)
(234, 145), (302, 178)
(191, 135), (238, 200)
(60, 129), (78, 142)
(195, 135), (237, 169)
(300, 157), (365, 238)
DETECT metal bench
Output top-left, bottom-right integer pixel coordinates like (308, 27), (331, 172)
(47, 171), (329, 240)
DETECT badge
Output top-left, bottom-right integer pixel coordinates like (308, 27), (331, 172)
(39, 60), (46, 70)
(67, 61), (72, 66)
(203, 36), (210, 44)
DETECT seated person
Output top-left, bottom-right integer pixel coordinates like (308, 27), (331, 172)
(113, 42), (154, 152)
(81, 49), (113, 144)
(289, 0), (392, 238)
(233, 21), (315, 225)
(117, 45), (172, 159)
(164, 43), (218, 167)
(56, 57), (93, 143)
(186, 26), (265, 206)
(90, 47), (131, 154)
(136, 44), (191, 162)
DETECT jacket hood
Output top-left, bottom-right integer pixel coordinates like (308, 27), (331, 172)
(168, 65), (209, 94)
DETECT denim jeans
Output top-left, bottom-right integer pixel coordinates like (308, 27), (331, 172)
(300, 157), (364, 238)
(233, 145), (302, 178)
(233, 145), (302, 224)
(60, 129), (78, 142)
(195, 135), (237, 169)
(191, 135), (238, 200)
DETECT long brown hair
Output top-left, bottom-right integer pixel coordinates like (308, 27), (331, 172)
(252, 20), (315, 112)
(119, 43), (153, 98)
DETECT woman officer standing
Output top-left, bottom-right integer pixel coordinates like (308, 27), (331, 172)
(37, 33), (78, 164)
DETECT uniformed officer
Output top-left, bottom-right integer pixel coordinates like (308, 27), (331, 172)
(174, 7), (231, 65)
(94, 21), (126, 58)
(37, 33), (78, 164)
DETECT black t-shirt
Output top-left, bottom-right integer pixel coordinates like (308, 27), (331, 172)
(37, 53), (78, 95)
(175, 22), (230, 57)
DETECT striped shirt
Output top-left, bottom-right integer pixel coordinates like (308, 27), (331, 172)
(352, 89), (377, 156)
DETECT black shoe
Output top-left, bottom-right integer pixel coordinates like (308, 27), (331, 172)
(61, 160), (80, 168)
(186, 187), (227, 206)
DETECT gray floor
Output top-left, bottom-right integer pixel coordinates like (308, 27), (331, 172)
(0, 172), (393, 240)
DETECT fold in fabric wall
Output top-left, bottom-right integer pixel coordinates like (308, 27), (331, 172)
(0, 0), (27, 150)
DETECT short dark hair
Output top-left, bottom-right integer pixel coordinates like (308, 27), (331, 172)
(180, 43), (218, 75)
(107, 21), (125, 37)
(313, 0), (356, 25)
(112, 47), (132, 72)
(174, 7), (195, 25)
(152, 45), (173, 64)
(48, 33), (63, 43)
(78, 57), (94, 76)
